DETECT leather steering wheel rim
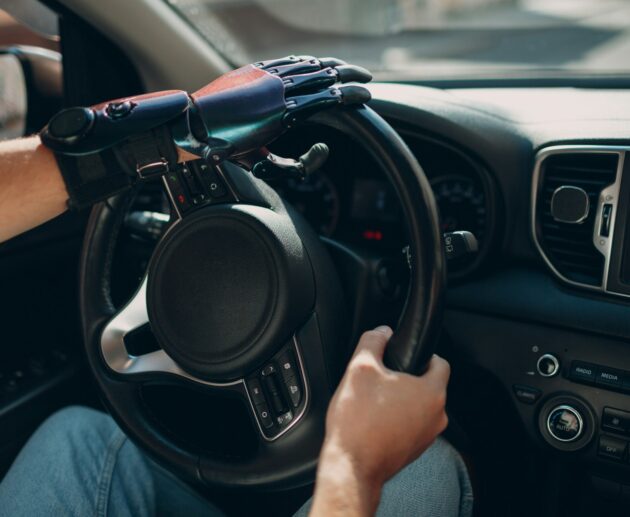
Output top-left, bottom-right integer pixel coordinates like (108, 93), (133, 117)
(79, 105), (446, 489)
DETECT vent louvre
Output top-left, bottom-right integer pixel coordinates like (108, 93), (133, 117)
(536, 153), (618, 286)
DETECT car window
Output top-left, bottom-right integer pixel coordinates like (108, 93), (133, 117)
(0, 8), (58, 140)
(0, 54), (26, 140)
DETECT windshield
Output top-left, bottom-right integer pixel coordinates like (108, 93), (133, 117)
(166, 0), (630, 82)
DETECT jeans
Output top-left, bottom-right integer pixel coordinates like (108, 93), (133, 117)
(0, 406), (473, 516)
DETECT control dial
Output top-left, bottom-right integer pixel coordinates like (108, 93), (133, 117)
(538, 396), (594, 451)
(547, 405), (583, 442)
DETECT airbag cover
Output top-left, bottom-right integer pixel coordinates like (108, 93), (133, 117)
(147, 204), (314, 381)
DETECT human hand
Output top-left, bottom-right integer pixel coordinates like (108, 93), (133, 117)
(310, 326), (450, 516)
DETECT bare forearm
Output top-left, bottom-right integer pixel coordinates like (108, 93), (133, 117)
(0, 136), (68, 242)
(309, 442), (382, 517)
(0, 136), (198, 243)
(309, 329), (450, 517)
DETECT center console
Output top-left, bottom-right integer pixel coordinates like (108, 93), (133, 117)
(446, 308), (630, 499)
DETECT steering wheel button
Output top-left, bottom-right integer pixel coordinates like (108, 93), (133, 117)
(285, 377), (302, 407)
(276, 411), (293, 427)
(247, 378), (266, 405)
(261, 364), (276, 377)
(278, 351), (297, 379)
(255, 402), (274, 429)
(262, 373), (278, 394)
(272, 395), (287, 415)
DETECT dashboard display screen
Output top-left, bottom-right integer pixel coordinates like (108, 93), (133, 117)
(351, 179), (399, 222)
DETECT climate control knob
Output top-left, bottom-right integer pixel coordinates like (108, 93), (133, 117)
(547, 404), (583, 442)
(539, 396), (594, 451)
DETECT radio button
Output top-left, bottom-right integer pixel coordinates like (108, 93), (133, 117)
(569, 361), (598, 384)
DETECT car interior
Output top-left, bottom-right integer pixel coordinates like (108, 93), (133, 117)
(3, 0), (630, 515)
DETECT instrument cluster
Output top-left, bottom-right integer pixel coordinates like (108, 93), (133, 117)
(269, 124), (498, 276)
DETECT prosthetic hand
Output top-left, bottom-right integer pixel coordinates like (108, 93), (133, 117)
(40, 56), (372, 210)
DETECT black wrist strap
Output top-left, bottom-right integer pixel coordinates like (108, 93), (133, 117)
(117, 125), (180, 180)
(54, 125), (179, 211)
(56, 150), (132, 211)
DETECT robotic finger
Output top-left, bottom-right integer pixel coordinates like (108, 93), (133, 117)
(283, 84), (371, 127)
(283, 65), (372, 94)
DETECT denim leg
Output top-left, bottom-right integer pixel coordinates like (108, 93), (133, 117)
(0, 406), (224, 517)
(294, 437), (473, 517)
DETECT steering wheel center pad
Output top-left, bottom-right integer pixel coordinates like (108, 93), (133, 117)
(147, 204), (316, 381)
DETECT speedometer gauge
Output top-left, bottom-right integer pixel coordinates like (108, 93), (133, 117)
(275, 172), (340, 237)
(431, 175), (486, 243)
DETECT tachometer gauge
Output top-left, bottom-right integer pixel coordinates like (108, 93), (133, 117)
(431, 175), (486, 243)
(275, 172), (340, 237)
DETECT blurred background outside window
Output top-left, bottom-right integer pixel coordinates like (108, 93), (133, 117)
(167, 0), (630, 80)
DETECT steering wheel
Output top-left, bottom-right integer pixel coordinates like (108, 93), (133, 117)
(79, 105), (446, 489)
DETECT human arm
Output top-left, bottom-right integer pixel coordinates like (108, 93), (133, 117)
(309, 326), (450, 517)
(0, 136), (66, 242)
(0, 136), (197, 243)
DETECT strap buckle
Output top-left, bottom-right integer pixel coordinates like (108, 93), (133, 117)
(136, 158), (169, 180)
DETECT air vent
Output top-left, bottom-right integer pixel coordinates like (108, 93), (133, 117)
(534, 151), (619, 287)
